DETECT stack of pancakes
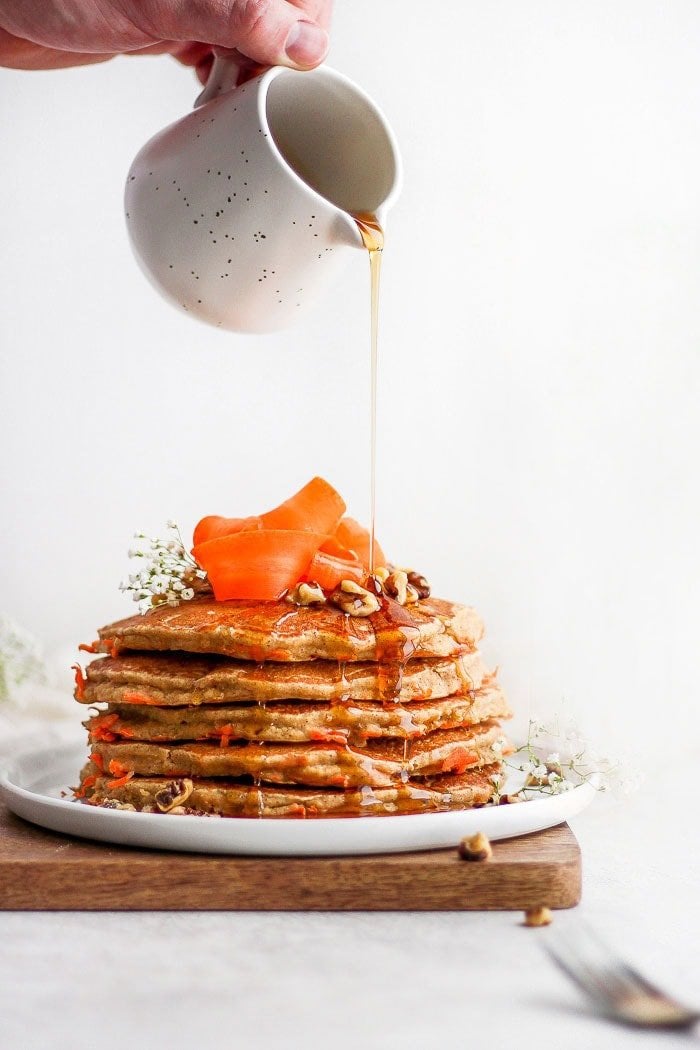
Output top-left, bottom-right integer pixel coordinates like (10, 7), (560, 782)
(75, 595), (512, 818)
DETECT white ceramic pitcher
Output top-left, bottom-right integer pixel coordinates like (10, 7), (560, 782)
(124, 57), (402, 333)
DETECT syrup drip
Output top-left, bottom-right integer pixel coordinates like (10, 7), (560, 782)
(373, 593), (421, 704)
(337, 660), (349, 702)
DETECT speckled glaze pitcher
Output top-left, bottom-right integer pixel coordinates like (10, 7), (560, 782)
(124, 57), (401, 333)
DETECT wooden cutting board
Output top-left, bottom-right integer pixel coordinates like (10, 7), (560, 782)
(0, 804), (581, 911)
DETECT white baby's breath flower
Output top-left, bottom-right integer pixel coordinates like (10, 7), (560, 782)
(503, 716), (639, 804)
(120, 522), (209, 613)
(0, 616), (47, 703)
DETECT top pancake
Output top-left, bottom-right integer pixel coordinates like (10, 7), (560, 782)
(97, 596), (484, 663)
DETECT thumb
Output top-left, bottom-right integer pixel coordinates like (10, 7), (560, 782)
(236, 2), (329, 69)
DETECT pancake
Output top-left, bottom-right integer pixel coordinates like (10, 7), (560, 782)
(88, 722), (510, 789)
(95, 595), (484, 662)
(85, 683), (511, 745)
(78, 651), (491, 707)
(78, 764), (503, 817)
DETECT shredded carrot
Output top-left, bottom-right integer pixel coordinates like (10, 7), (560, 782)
(107, 772), (134, 790)
(108, 759), (130, 778)
(89, 713), (119, 742)
(102, 637), (121, 659)
(90, 728), (116, 743)
(78, 640), (99, 654)
(308, 729), (348, 745)
(89, 752), (104, 772)
(74, 774), (97, 798)
(440, 748), (477, 775)
(71, 663), (86, 701)
(218, 725), (234, 748)
(122, 690), (161, 706)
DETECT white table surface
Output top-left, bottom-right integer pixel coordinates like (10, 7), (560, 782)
(0, 740), (697, 1050)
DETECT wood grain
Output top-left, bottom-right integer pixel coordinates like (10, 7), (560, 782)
(0, 804), (581, 911)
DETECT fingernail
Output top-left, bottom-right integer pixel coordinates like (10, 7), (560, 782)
(285, 21), (329, 67)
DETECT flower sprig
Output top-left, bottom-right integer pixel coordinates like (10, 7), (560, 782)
(119, 521), (209, 613)
(493, 717), (639, 803)
(0, 616), (46, 703)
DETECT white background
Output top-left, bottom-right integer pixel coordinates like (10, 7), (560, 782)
(2, 0), (700, 762)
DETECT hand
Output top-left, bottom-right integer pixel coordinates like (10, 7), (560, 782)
(0, 0), (332, 81)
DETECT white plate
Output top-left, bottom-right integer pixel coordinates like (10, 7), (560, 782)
(0, 743), (596, 856)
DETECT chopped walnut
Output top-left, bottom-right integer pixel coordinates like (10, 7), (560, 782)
(285, 581), (326, 606)
(407, 571), (431, 599)
(365, 566), (431, 606)
(498, 793), (524, 805)
(524, 905), (553, 927)
(329, 581), (380, 617)
(100, 799), (136, 811)
(458, 831), (493, 861)
(385, 570), (409, 605)
(154, 778), (194, 813)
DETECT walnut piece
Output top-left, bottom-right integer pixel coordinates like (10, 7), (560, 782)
(498, 793), (524, 805)
(155, 778), (194, 813)
(458, 831), (493, 861)
(524, 905), (553, 927)
(285, 581), (326, 606)
(407, 571), (431, 599)
(100, 799), (136, 811)
(385, 570), (409, 605)
(404, 584), (420, 604)
(329, 580), (380, 617)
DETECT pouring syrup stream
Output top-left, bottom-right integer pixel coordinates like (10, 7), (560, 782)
(353, 211), (384, 574)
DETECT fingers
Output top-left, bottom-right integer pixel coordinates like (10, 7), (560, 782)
(0, 0), (333, 66)
(133, 0), (329, 70)
(0, 26), (113, 69)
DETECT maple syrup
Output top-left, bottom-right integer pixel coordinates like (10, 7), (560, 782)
(353, 212), (384, 574)
(352, 213), (423, 713)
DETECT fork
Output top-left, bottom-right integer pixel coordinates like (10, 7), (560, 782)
(543, 921), (699, 1030)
